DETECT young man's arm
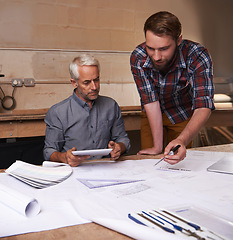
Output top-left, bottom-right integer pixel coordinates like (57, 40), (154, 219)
(164, 108), (211, 164)
(138, 101), (163, 155)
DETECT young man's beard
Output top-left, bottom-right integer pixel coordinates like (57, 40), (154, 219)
(151, 45), (178, 75)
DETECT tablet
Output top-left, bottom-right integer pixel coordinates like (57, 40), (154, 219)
(72, 148), (112, 157)
(207, 157), (233, 175)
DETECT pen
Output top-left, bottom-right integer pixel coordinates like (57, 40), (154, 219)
(139, 212), (175, 233)
(154, 144), (181, 166)
(128, 212), (175, 233)
(147, 211), (183, 232)
(128, 213), (147, 226)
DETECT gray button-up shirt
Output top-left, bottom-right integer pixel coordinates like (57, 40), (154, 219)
(43, 91), (130, 160)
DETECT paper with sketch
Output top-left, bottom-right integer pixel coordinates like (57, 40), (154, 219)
(0, 183), (40, 217)
(77, 178), (144, 189)
(155, 150), (229, 172)
(1, 150), (233, 239)
(5, 160), (73, 188)
(71, 151), (233, 240)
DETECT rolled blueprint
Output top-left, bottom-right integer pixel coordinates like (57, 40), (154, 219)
(0, 183), (40, 217)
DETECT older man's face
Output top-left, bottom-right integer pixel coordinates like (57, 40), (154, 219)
(74, 65), (100, 104)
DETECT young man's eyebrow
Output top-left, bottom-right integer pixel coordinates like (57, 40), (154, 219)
(146, 44), (171, 51)
(146, 45), (155, 50)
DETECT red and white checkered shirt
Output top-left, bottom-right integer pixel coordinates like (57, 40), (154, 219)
(130, 40), (215, 124)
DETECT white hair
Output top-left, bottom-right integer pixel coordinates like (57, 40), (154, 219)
(69, 54), (100, 80)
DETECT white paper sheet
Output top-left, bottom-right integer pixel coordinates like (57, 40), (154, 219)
(1, 150), (233, 239)
(5, 160), (73, 188)
(0, 183), (40, 217)
(71, 150), (233, 240)
(93, 218), (181, 240)
(155, 150), (225, 172)
(0, 173), (90, 238)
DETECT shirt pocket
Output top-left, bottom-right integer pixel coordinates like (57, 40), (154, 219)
(172, 80), (191, 98)
(99, 119), (114, 139)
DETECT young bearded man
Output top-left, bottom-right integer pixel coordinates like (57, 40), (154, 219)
(130, 11), (215, 164)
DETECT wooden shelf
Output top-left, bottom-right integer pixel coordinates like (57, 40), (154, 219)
(0, 106), (232, 139)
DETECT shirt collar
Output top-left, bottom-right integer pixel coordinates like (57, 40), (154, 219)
(72, 89), (96, 109)
(143, 56), (153, 68)
(177, 41), (186, 69)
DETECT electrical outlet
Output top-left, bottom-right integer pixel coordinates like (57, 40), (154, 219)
(11, 78), (23, 87)
(24, 78), (35, 87)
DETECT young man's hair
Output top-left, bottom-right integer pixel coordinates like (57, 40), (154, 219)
(144, 11), (182, 40)
(69, 54), (100, 80)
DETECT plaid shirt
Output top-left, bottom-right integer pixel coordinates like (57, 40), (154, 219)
(130, 40), (215, 124)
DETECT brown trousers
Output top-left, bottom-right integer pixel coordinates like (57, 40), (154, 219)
(140, 111), (192, 149)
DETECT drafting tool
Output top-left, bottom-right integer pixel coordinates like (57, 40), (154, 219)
(128, 208), (226, 239)
(154, 145), (181, 166)
(162, 210), (200, 230)
(161, 209), (226, 240)
(152, 210), (209, 239)
(128, 213), (147, 226)
(146, 211), (182, 231)
(138, 213), (175, 233)
(77, 178), (144, 189)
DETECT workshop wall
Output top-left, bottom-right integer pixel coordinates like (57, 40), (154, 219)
(0, 0), (232, 112)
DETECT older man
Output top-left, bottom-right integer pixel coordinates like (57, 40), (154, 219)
(44, 54), (130, 167)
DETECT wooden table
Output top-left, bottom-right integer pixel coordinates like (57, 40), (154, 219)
(1, 143), (233, 240)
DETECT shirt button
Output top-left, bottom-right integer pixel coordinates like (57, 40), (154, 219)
(91, 126), (93, 128)
(93, 140), (95, 143)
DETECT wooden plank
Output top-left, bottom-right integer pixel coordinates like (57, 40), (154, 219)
(0, 120), (46, 138)
(0, 107), (232, 139)
(123, 115), (141, 131)
(120, 106), (141, 112)
(0, 222), (132, 240)
(12, 108), (49, 115)
(0, 114), (46, 121)
(0, 109), (49, 121)
(16, 120), (46, 138)
(205, 109), (233, 127)
(0, 121), (17, 138)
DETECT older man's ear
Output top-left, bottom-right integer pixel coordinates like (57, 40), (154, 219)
(70, 79), (78, 88)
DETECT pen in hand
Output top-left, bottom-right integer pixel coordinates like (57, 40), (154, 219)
(154, 145), (181, 166)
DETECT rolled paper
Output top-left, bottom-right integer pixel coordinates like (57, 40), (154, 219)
(0, 183), (40, 217)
